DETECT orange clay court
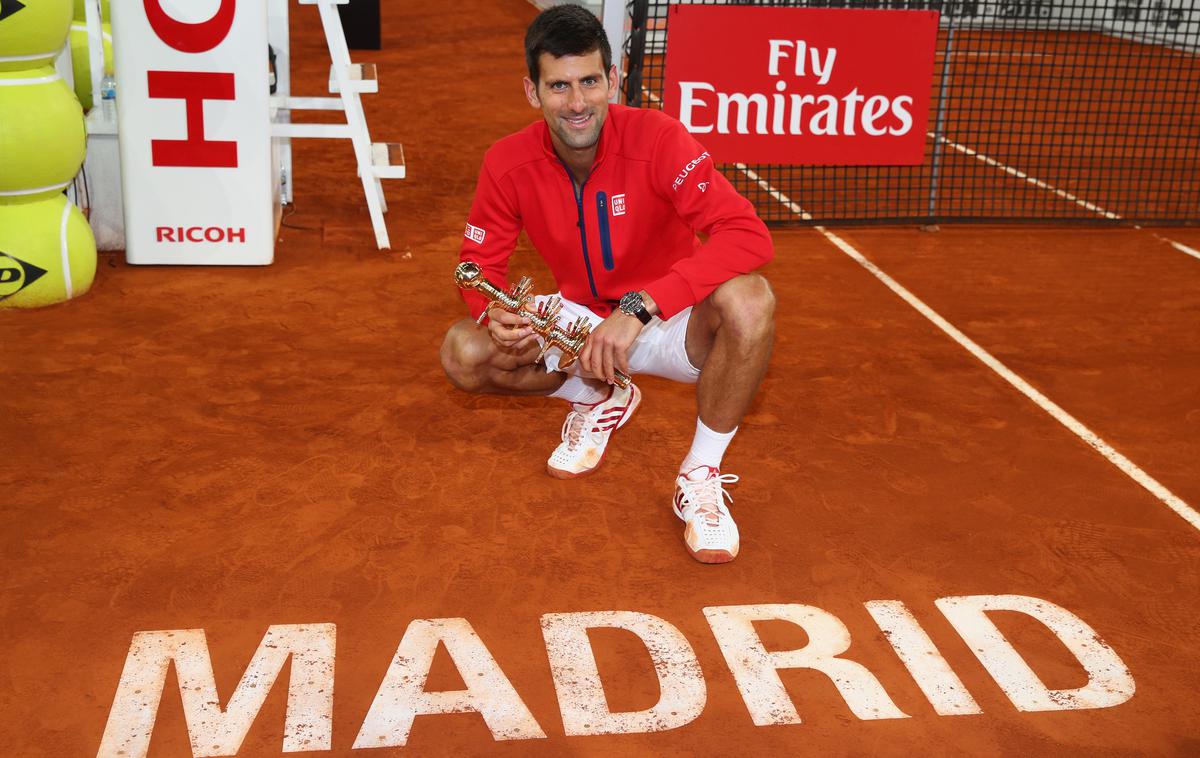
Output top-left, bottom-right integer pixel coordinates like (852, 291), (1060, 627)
(2, 1), (1200, 756)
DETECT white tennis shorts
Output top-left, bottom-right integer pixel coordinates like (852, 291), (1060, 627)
(532, 293), (701, 384)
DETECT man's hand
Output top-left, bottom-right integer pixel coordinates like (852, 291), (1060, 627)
(580, 311), (643, 383)
(486, 304), (538, 352)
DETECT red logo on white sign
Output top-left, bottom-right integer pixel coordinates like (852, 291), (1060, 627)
(156, 226), (247, 243)
(611, 194), (626, 216)
(145, 0), (240, 168)
(464, 223), (486, 245)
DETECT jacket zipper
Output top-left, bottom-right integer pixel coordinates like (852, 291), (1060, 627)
(596, 192), (615, 271)
(561, 162), (599, 299)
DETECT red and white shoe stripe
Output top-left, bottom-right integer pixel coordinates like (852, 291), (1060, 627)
(592, 405), (631, 431)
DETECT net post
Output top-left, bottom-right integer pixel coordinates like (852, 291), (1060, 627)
(602, 1), (627, 104)
(927, 8), (955, 224)
(624, 0), (650, 107)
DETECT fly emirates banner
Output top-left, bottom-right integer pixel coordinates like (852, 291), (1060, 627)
(662, 6), (939, 165)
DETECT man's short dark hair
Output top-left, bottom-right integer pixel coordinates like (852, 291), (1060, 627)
(524, 5), (612, 85)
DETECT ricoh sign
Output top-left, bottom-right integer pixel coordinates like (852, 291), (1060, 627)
(663, 6), (939, 165)
(113, 0), (272, 264)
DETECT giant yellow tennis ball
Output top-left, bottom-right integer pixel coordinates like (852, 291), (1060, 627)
(0, 66), (86, 199)
(0, 0), (73, 71)
(0, 194), (96, 308)
(68, 20), (112, 109)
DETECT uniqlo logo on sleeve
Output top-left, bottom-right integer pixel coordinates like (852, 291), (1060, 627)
(464, 223), (486, 244)
(611, 194), (626, 216)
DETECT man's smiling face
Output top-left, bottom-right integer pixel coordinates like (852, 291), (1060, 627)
(524, 50), (618, 158)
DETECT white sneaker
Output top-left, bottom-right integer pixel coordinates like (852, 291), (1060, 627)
(546, 383), (642, 479)
(673, 466), (740, 563)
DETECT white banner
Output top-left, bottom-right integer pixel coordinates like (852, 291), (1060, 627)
(113, 0), (273, 265)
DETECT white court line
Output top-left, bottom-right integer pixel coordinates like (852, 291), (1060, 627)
(732, 162), (1200, 534)
(928, 132), (1122, 220)
(928, 132), (1200, 262)
(646, 86), (1199, 528)
(1161, 238), (1200, 262)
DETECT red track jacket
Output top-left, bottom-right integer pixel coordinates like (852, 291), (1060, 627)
(459, 104), (773, 320)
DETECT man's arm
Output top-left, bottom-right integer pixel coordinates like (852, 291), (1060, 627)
(579, 120), (771, 382)
(578, 288), (659, 384)
(458, 157), (524, 322)
(640, 120), (774, 320)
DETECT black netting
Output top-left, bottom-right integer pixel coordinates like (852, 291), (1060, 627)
(623, 0), (1200, 225)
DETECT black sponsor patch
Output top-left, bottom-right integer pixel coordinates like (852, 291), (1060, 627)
(0, 0), (26, 24)
(0, 251), (48, 301)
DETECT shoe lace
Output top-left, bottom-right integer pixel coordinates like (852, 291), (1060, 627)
(678, 472), (739, 526)
(560, 408), (604, 451)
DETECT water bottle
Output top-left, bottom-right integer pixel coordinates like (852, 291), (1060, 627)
(100, 71), (117, 122)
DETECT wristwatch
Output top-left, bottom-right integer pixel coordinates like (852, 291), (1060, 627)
(618, 290), (652, 325)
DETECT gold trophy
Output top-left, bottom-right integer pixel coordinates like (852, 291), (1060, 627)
(454, 261), (632, 388)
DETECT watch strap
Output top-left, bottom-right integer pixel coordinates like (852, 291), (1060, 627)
(620, 292), (652, 325)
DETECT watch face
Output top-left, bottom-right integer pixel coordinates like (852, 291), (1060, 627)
(619, 292), (650, 324)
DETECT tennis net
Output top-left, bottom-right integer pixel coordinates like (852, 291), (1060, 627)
(623, 0), (1200, 225)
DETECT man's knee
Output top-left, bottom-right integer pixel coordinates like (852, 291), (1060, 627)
(710, 274), (776, 339)
(440, 321), (493, 393)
